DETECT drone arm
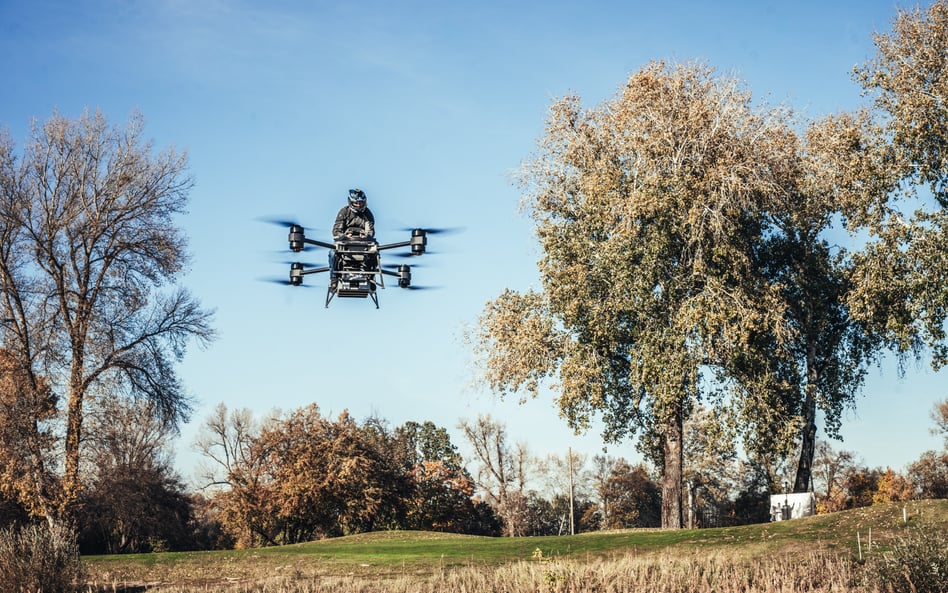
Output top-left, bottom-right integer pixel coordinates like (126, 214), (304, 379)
(379, 229), (427, 255)
(305, 238), (335, 250)
(288, 225), (335, 252)
(378, 240), (411, 251)
(301, 266), (331, 275)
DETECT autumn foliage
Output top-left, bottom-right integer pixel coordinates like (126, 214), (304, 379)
(198, 405), (496, 547)
(0, 350), (58, 520)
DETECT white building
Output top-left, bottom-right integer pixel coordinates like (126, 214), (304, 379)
(770, 492), (816, 521)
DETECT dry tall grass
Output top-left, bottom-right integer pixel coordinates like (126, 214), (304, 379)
(0, 521), (84, 593)
(86, 551), (880, 593)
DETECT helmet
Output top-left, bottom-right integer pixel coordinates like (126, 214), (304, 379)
(348, 188), (367, 212)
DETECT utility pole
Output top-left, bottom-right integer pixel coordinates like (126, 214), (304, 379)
(568, 447), (575, 535)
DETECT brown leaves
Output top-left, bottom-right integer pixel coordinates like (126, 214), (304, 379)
(199, 404), (486, 544)
(0, 349), (58, 519)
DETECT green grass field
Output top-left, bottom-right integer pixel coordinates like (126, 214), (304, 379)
(83, 499), (948, 592)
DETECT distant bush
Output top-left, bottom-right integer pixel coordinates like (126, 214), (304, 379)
(864, 527), (948, 593)
(0, 521), (84, 593)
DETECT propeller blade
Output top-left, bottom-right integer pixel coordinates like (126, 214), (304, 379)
(256, 216), (317, 231)
(278, 260), (322, 268)
(257, 216), (298, 227)
(257, 276), (313, 288)
(390, 250), (441, 258)
(382, 262), (425, 269)
(399, 226), (465, 236)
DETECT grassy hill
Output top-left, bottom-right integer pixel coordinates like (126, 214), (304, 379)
(84, 499), (947, 591)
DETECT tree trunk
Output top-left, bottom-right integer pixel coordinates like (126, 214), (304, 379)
(793, 342), (819, 493)
(660, 403), (684, 529)
(62, 365), (85, 517)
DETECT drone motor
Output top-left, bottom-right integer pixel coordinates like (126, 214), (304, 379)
(289, 262), (304, 286)
(288, 225), (305, 252)
(397, 264), (411, 288)
(410, 229), (427, 255)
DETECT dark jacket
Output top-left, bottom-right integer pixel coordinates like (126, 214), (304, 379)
(333, 206), (375, 239)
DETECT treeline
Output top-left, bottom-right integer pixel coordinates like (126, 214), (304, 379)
(192, 404), (498, 548)
(3, 396), (943, 554)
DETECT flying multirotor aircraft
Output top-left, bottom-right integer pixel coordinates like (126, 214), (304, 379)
(263, 219), (452, 308)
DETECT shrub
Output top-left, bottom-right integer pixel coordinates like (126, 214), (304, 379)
(0, 521), (84, 593)
(864, 527), (948, 593)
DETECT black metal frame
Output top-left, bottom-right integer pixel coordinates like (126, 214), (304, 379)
(286, 225), (424, 308)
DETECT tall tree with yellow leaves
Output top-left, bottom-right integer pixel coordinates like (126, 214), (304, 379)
(469, 61), (794, 528)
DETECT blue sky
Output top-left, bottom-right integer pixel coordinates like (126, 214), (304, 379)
(1, 0), (943, 485)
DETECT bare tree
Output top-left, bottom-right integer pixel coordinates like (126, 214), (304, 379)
(0, 110), (215, 519)
(458, 415), (531, 536)
(931, 399), (948, 447)
(536, 450), (587, 501)
(811, 441), (857, 512)
(535, 450), (587, 535)
(194, 403), (278, 547)
(194, 403), (263, 492)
